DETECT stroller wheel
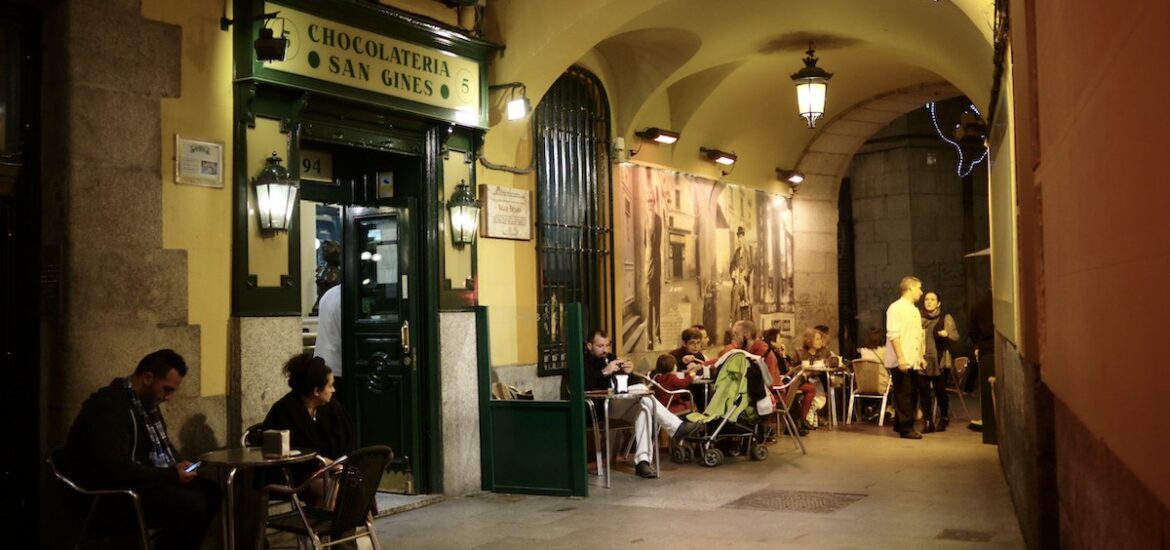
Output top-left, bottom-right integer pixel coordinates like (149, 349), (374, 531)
(750, 444), (769, 461)
(683, 446), (695, 462)
(701, 448), (724, 467)
(670, 446), (687, 464)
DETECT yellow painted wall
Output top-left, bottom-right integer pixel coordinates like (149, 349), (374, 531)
(144, 0), (235, 397)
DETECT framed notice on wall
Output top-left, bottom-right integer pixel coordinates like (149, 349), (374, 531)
(479, 184), (531, 241)
(174, 135), (224, 188)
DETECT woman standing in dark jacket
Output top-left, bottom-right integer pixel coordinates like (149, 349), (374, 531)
(263, 353), (355, 500)
(919, 291), (959, 432)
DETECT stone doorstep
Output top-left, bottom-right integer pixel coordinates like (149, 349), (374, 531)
(374, 492), (445, 518)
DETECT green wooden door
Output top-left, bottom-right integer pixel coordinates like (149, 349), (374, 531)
(344, 200), (420, 493)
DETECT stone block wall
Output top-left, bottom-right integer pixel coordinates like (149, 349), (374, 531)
(229, 317), (303, 444)
(1055, 397), (1170, 549)
(996, 338), (1059, 550)
(439, 312), (481, 495)
(845, 102), (989, 341)
(41, 0), (225, 455)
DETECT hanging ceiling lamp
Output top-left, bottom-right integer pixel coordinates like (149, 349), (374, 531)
(790, 42), (833, 129)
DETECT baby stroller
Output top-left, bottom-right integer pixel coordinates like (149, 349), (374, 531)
(672, 349), (772, 467)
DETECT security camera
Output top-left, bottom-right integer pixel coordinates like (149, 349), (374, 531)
(254, 27), (288, 62)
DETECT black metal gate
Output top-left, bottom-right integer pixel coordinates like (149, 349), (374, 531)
(533, 66), (614, 377)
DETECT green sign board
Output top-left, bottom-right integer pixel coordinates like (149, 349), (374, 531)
(265, 2), (483, 126)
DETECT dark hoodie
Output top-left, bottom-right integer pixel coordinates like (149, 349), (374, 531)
(64, 378), (180, 489)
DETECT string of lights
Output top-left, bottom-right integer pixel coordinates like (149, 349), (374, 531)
(926, 101), (988, 178)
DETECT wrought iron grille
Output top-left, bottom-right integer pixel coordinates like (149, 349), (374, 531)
(534, 67), (614, 377)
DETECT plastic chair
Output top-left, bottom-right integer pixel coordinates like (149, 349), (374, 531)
(47, 448), (152, 550)
(771, 371), (808, 455)
(261, 445), (392, 549)
(846, 359), (891, 426)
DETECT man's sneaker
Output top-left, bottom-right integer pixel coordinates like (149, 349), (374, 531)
(671, 421), (701, 445)
(635, 461), (658, 478)
(899, 430), (923, 440)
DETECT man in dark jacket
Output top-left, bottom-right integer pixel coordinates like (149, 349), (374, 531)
(584, 330), (699, 479)
(64, 349), (221, 550)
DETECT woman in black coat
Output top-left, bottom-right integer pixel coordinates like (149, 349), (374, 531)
(262, 353), (355, 501)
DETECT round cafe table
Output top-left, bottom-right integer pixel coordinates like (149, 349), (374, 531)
(199, 447), (319, 550)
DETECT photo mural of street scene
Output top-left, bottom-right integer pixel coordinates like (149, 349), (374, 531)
(618, 163), (795, 369)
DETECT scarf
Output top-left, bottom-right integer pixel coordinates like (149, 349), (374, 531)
(123, 377), (177, 468)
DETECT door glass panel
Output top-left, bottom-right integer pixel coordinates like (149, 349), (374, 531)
(358, 215), (399, 320)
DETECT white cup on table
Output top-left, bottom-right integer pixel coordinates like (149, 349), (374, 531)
(613, 374), (629, 393)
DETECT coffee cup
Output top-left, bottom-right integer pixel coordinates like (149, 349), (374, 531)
(613, 374), (629, 393)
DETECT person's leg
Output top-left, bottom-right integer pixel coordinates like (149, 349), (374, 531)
(138, 478), (222, 550)
(890, 368), (916, 434)
(799, 383), (816, 419)
(936, 370), (950, 420)
(916, 373), (934, 421)
(645, 397), (683, 434)
(613, 400), (652, 464)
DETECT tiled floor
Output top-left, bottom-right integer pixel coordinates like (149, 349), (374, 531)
(372, 398), (1024, 549)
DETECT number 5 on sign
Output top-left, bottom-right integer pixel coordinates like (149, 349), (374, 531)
(300, 149), (334, 183)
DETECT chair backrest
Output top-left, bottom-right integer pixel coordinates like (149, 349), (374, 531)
(953, 356), (969, 375)
(328, 445), (393, 536)
(241, 422), (265, 447)
(852, 360), (889, 395)
(777, 371), (805, 410)
(47, 448), (85, 494)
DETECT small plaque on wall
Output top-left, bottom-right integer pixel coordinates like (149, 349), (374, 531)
(174, 135), (224, 188)
(479, 184), (531, 241)
(299, 149), (334, 183)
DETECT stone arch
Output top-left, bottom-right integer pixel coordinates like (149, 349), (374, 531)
(788, 81), (963, 350)
(793, 81), (963, 202)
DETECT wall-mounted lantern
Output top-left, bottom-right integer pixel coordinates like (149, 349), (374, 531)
(253, 152), (299, 232)
(447, 180), (481, 247)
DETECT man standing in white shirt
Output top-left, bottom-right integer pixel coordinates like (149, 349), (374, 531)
(315, 284), (343, 396)
(885, 276), (926, 439)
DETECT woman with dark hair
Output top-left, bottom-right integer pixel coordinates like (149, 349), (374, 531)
(262, 353), (355, 500)
(858, 327), (886, 364)
(920, 291), (959, 432)
(759, 328), (816, 435)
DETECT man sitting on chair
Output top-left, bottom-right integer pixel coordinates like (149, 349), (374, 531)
(584, 330), (700, 478)
(64, 349), (221, 550)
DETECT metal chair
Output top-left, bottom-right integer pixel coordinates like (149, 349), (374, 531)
(947, 356), (972, 415)
(261, 445), (392, 549)
(846, 359), (891, 427)
(47, 448), (152, 550)
(771, 371), (808, 455)
(241, 422), (265, 447)
(626, 372), (696, 456)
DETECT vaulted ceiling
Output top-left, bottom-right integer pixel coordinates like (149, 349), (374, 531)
(488, 0), (994, 191)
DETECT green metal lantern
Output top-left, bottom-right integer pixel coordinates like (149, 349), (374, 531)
(253, 152), (299, 232)
(447, 180), (481, 247)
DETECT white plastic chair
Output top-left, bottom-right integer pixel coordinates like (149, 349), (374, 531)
(847, 359), (891, 426)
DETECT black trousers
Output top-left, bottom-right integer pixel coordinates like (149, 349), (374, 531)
(890, 367), (919, 433)
(916, 371), (950, 422)
(138, 477), (222, 550)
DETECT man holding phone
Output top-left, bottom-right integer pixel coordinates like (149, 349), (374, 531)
(584, 330), (699, 478)
(64, 349), (221, 550)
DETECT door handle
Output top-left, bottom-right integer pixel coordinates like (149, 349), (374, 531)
(401, 320), (410, 354)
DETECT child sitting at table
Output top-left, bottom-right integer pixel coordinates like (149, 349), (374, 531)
(651, 354), (698, 415)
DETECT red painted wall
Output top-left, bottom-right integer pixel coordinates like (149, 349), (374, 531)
(1030, 1), (1170, 510)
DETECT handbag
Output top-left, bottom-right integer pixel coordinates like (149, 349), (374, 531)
(756, 394), (774, 416)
